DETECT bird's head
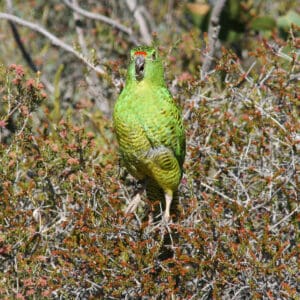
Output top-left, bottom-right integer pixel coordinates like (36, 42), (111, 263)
(126, 46), (165, 86)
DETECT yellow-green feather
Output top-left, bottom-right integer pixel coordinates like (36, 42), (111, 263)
(113, 46), (185, 211)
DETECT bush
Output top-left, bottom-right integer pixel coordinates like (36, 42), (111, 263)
(0, 2), (299, 298)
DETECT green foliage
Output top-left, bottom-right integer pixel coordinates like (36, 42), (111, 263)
(278, 10), (300, 29)
(184, 0), (300, 48)
(250, 16), (277, 31)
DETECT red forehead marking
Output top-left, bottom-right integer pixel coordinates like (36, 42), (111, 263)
(134, 51), (147, 56)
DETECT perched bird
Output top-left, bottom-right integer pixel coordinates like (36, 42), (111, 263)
(113, 46), (185, 221)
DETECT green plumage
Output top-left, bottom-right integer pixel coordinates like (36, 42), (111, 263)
(113, 46), (185, 220)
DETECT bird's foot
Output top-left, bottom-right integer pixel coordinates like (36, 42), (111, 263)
(163, 192), (173, 224)
(162, 211), (170, 224)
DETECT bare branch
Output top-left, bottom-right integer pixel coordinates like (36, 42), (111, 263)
(200, 181), (241, 206)
(63, 0), (138, 44)
(125, 0), (152, 45)
(69, 0), (111, 116)
(5, 1), (54, 94)
(5, 0), (38, 72)
(0, 12), (105, 74)
(5, 0), (13, 11)
(8, 21), (38, 72)
(71, 0), (88, 56)
(201, 0), (227, 80)
(269, 207), (298, 232)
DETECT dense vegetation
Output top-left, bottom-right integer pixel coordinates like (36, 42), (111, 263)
(0, 1), (299, 299)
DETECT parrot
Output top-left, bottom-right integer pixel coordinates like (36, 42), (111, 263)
(113, 46), (185, 222)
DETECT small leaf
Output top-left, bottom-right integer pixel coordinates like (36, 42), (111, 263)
(277, 10), (300, 29)
(250, 16), (276, 31)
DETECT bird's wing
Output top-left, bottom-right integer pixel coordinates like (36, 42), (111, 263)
(135, 90), (185, 167)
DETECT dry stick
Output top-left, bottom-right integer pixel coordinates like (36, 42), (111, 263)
(63, 0), (138, 45)
(200, 182), (241, 206)
(201, 0), (227, 80)
(5, 0), (54, 92)
(63, 0), (134, 37)
(69, 0), (111, 115)
(71, 0), (88, 56)
(9, 21), (38, 72)
(138, 6), (156, 35)
(5, 0), (37, 72)
(269, 207), (298, 232)
(0, 12), (104, 75)
(125, 0), (152, 45)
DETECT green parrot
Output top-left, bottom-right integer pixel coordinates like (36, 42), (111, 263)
(113, 46), (185, 221)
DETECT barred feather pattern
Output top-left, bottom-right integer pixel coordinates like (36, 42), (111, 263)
(113, 46), (185, 220)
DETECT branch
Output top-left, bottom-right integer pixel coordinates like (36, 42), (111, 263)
(5, 0), (38, 72)
(125, 0), (152, 45)
(0, 12), (105, 74)
(63, 0), (138, 44)
(6, 0), (38, 73)
(5, 0), (54, 93)
(269, 207), (298, 232)
(8, 21), (38, 72)
(200, 181), (241, 206)
(68, 0), (111, 116)
(70, 0), (88, 56)
(201, 0), (227, 80)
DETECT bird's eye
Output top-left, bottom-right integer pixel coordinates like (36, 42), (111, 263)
(152, 51), (156, 60)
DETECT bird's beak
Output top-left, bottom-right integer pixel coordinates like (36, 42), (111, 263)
(135, 55), (145, 80)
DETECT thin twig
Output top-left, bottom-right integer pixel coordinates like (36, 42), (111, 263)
(5, 0), (54, 92)
(255, 104), (287, 133)
(6, 0), (38, 72)
(0, 12), (105, 74)
(63, 0), (138, 44)
(125, 0), (152, 45)
(201, 0), (227, 80)
(67, 0), (111, 115)
(200, 181), (240, 205)
(269, 207), (298, 232)
(71, 0), (88, 56)
(228, 171), (251, 205)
